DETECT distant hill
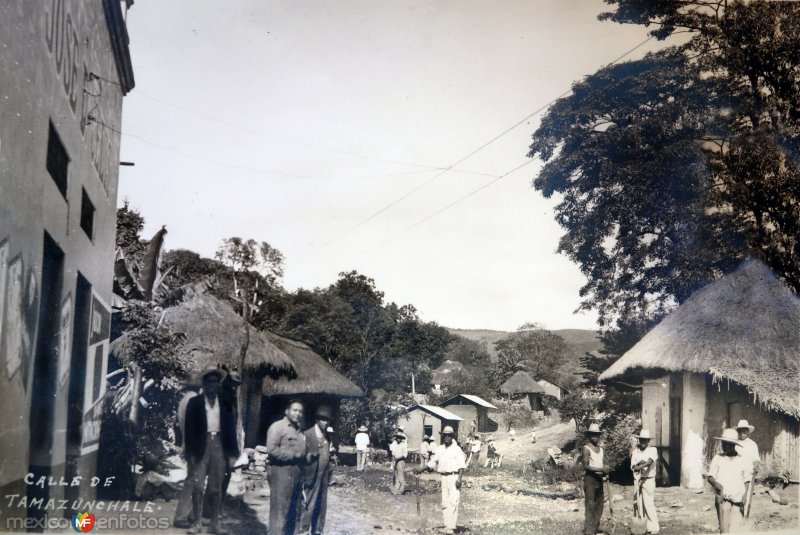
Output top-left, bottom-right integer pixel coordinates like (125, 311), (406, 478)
(447, 327), (604, 381)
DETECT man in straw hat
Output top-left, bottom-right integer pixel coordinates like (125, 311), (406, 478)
(301, 406), (335, 535)
(354, 425), (370, 471)
(582, 423), (610, 535)
(630, 429), (659, 534)
(266, 398), (307, 535)
(707, 428), (752, 533)
(183, 367), (240, 534)
(415, 425), (467, 534)
(389, 429), (409, 495)
(735, 420), (760, 475)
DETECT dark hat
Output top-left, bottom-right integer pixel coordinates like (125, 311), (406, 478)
(201, 367), (226, 382)
(316, 405), (333, 420)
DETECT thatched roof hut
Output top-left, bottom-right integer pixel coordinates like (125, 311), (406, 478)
(499, 371), (545, 395)
(110, 289), (295, 378)
(431, 359), (466, 386)
(260, 332), (363, 398)
(600, 260), (800, 418)
(163, 291), (296, 378)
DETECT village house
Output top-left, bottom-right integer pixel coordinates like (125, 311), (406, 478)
(499, 371), (546, 412)
(0, 0), (134, 521)
(430, 359), (466, 393)
(536, 378), (566, 400)
(600, 260), (800, 488)
(438, 394), (498, 439)
(398, 404), (463, 452)
(254, 332), (364, 446)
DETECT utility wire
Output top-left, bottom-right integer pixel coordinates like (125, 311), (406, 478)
(303, 35), (655, 259)
(353, 159), (537, 261)
(133, 90), (498, 180)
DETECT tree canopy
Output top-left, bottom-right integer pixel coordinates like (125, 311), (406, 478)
(529, 0), (800, 331)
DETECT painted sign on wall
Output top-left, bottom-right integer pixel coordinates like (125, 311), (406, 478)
(81, 293), (110, 454)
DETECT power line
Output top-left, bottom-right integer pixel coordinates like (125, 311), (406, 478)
(303, 35), (655, 259)
(132, 90), (498, 180)
(353, 159), (537, 261)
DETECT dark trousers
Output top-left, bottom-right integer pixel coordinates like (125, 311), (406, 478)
(583, 473), (604, 535)
(189, 435), (226, 531)
(268, 464), (304, 535)
(301, 465), (332, 534)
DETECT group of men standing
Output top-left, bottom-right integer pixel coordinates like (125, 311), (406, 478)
(582, 419), (761, 535)
(265, 399), (336, 535)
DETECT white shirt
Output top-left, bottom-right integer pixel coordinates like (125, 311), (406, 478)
(585, 444), (604, 469)
(355, 432), (370, 451)
(389, 439), (408, 460)
(420, 441), (431, 456)
(205, 396), (221, 434)
(427, 442), (467, 474)
(631, 446), (658, 479)
(736, 438), (759, 473)
(470, 440), (481, 453)
(708, 454), (752, 503)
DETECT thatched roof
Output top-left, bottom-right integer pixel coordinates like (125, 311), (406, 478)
(261, 332), (364, 398)
(599, 260), (800, 419)
(499, 371), (545, 394)
(161, 291), (295, 377)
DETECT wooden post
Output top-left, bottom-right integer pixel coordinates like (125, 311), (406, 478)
(129, 363), (142, 423)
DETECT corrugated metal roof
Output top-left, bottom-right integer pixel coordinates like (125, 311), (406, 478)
(440, 394), (497, 410)
(410, 404), (463, 421)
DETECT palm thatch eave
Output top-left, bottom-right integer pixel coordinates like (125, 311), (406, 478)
(599, 260), (800, 419)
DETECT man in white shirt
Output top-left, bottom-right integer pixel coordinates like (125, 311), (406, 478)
(415, 426), (466, 535)
(388, 432), (408, 495)
(735, 420), (760, 474)
(630, 429), (659, 534)
(419, 435), (434, 467)
(707, 429), (752, 534)
(354, 426), (370, 471)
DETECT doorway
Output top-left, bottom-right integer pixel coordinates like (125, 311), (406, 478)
(27, 233), (64, 516)
(64, 273), (91, 511)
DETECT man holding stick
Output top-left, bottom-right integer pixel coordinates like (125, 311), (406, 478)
(414, 426), (466, 535)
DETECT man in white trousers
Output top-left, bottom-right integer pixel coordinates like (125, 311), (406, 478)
(415, 426), (466, 534)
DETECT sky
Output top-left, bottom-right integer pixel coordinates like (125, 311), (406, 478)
(118, 0), (665, 332)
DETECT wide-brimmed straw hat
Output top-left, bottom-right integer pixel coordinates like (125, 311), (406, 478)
(637, 429), (652, 440)
(714, 428), (742, 445)
(357, 425), (368, 432)
(586, 423), (602, 434)
(201, 367), (226, 382)
(423, 434), (433, 441)
(441, 426), (455, 436)
(736, 419), (755, 432)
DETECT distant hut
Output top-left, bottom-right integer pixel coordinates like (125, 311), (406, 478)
(499, 371), (546, 411)
(536, 378), (566, 400)
(254, 332), (364, 447)
(438, 394), (497, 440)
(600, 260), (800, 488)
(399, 404), (463, 451)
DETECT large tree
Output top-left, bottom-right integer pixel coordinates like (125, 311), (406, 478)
(529, 0), (800, 331)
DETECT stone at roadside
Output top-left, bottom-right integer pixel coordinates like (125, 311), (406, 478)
(670, 501), (684, 508)
(769, 489), (789, 505)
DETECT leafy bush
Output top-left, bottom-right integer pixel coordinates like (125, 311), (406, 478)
(528, 458), (584, 485)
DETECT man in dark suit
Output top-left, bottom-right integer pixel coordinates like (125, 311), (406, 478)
(183, 367), (239, 535)
(301, 406), (334, 534)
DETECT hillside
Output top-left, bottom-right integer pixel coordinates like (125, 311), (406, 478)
(447, 327), (603, 381)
